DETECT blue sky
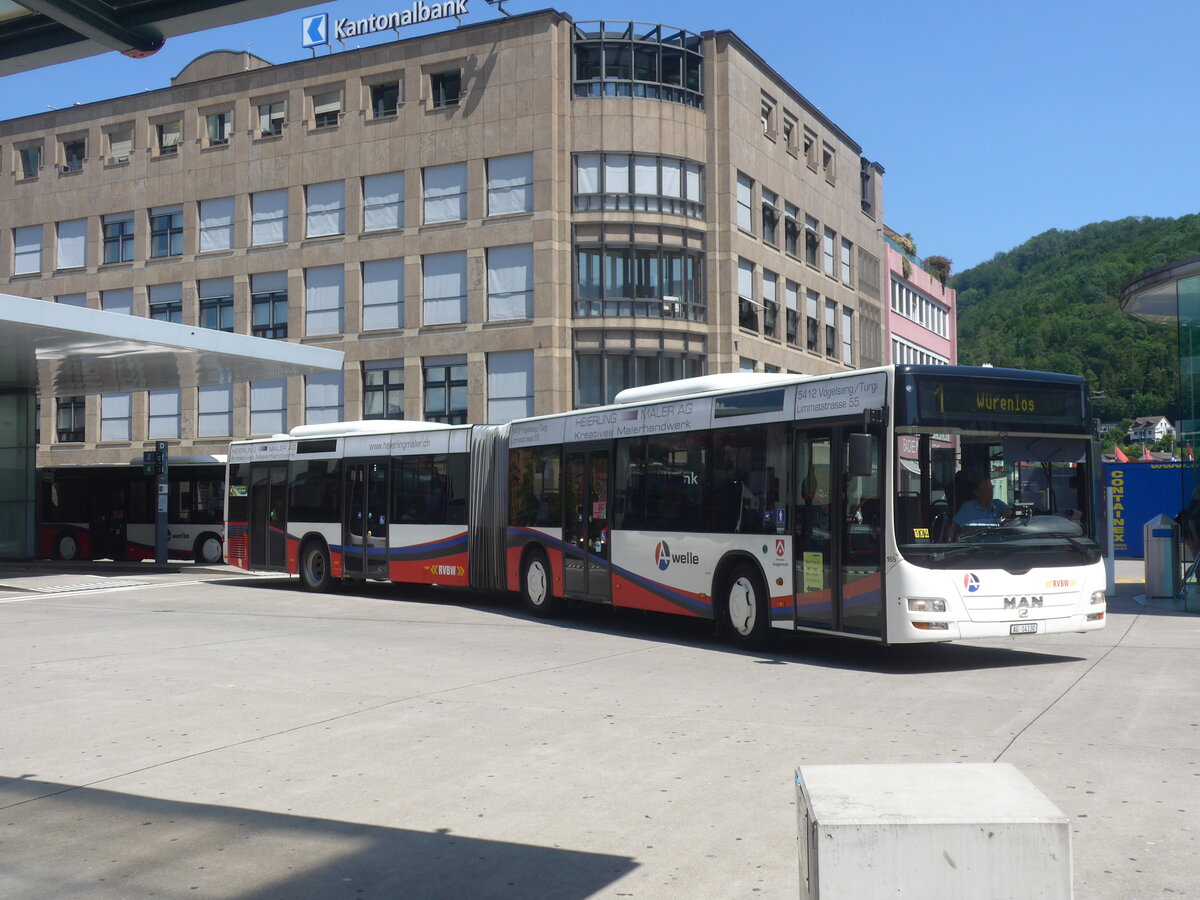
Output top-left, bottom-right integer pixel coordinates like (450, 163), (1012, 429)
(2, 0), (1195, 273)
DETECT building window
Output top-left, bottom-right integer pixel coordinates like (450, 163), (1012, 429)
(891, 279), (949, 339)
(487, 244), (533, 321)
(57, 293), (87, 307)
(423, 163), (467, 223)
(825, 299), (838, 356)
(736, 172), (753, 233)
(56, 218), (86, 270)
(423, 356), (468, 424)
(574, 241), (705, 320)
(785, 281), (800, 345)
(487, 350), (534, 423)
(362, 258), (404, 331)
(841, 308), (853, 365)
(258, 101), (285, 137)
(199, 278), (235, 331)
(106, 127), (132, 163)
(156, 120), (182, 155)
(100, 393), (132, 441)
(150, 207), (183, 258)
(840, 238), (854, 286)
(761, 188), (779, 246)
(423, 251), (467, 325)
(760, 98), (775, 136)
(199, 197), (234, 252)
(18, 144), (42, 179)
(149, 283), (182, 323)
(737, 258), (758, 332)
(370, 81), (400, 118)
(804, 128), (817, 168)
(305, 181), (345, 237)
(762, 270), (778, 337)
(305, 371), (344, 425)
(571, 21), (704, 108)
(430, 70), (461, 108)
(574, 153), (704, 219)
(487, 153), (533, 216)
(251, 189), (288, 246)
(822, 143), (836, 182)
(251, 272), (288, 339)
(860, 158), (876, 218)
(312, 91), (342, 128)
(56, 396), (85, 442)
(13, 225), (41, 274)
(783, 117), (798, 154)
(804, 216), (819, 267)
(101, 287), (132, 316)
(148, 390), (181, 439)
(305, 265), (344, 336)
(205, 111), (231, 147)
(363, 172), (404, 232)
(363, 362), (404, 419)
(576, 350), (704, 407)
(784, 203), (800, 256)
(198, 385), (232, 437)
(61, 137), (86, 172)
(249, 379), (286, 436)
(102, 213), (134, 264)
(806, 289), (820, 352)
(823, 227), (837, 277)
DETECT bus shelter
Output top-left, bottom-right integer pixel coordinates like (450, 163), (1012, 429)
(0, 292), (343, 558)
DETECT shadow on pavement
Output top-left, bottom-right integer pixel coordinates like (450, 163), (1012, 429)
(0, 776), (637, 900)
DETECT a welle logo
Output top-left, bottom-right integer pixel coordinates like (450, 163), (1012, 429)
(655, 541), (699, 571)
(303, 1), (469, 47)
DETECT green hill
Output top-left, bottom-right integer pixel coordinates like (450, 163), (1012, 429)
(952, 214), (1200, 423)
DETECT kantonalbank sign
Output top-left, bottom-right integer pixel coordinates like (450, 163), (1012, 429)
(303, 1), (470, 48)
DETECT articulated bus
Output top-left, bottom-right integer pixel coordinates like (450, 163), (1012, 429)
(39, 457), (227, 563)
(225, 365), (1106, 645)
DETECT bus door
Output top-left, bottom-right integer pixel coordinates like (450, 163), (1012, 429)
(250, 463), (288, 570)
(343, 459), (389, 580)
(791, 427), (883, 636)
(563, 446), (612, 602)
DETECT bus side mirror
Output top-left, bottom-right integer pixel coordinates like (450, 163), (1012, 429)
(848, 433), (873, 477)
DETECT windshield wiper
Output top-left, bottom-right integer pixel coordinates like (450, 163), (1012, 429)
(928, 544), (1013, 563)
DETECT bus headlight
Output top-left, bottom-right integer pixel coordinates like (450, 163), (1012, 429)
(1090, 591), (1106, 605)
(908, 598), (946, 613)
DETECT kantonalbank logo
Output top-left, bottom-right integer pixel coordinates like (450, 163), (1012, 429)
(655, 541), (699, 571)
(303, 1), (470, 48)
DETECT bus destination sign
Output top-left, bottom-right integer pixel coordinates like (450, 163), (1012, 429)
(914, 377), (1082, 429)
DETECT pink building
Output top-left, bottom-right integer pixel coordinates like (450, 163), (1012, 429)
(883, 227), (957, 365)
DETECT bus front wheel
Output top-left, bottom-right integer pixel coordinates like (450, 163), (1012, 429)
(521, 549), (561, 617)
(194, 533), (223, 565)
(55, 532), (79, 561)
(723, 562), (769, 649)
(299, 541), (332, 592)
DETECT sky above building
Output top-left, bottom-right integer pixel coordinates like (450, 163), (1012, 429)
(2, 0), (1194, 274)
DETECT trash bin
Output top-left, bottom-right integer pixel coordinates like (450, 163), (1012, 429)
(1144, 514), (1181, 599)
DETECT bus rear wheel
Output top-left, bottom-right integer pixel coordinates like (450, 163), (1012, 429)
(521, 549), (561, 617)
(724, 562), (769, 649)
(55, 532), (79, 561)
(194, 533), (223, 565)
(299, 541), (332, 592)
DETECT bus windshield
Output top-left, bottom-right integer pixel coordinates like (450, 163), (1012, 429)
(894, 432), (1099, 569)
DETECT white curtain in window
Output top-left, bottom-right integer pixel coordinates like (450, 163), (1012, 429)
(199, 277), (233, 300)
(306, 181), (345, 237)
(762, 272), (777, 304)
(198, 384), (232, 437)
(305, 265), (344, 336)
(487, 153), (533, 215)
(305, 371), (344, 425)
(604, 155), (629, 193)
(101, 287), (132, 315)
(56, 218), (86, 269)
(487, 244), (533, 321)
(786, 281), (799, 311)
(158, 121), (181, 149)
(362, 258), (404, 331)
(251, 271), (286, 294)
(251, 189), (288, 245)
(685, 163), (702, 202)
(250, 379), (286, 436)
(737, 258), (753, 300)
(199, 197), (234, 252)
(633, 156), (658, 195)
(100, 393), (132, 441)
(423, 163), (467, 223)
(313, 93), (341, 116)
(576, 154), (600, 193)
(842, 309), (853, 364)
(57, 293), (87, 307)
(423, 251), (467, 325)
(149, 282), (182, 304)
(487, 349), (534, 423)
(108, 130), (132, 161)
(363, 172), (404, 232)
(14, 225), (42, 275)
(660, 158), (682, 198)
(808, 289), (820, 321)
(737, 174), (753, 230)
(148, 389), (181, 439)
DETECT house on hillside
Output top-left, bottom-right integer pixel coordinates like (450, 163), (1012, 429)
(1127, 416), (1175, 443)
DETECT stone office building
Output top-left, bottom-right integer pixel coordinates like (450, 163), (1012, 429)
(0, 8), (886, 466)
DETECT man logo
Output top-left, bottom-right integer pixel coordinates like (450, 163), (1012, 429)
(655, 541), (671, 571)
(302, 13), (329, 48)
(963, 573), (980, 593)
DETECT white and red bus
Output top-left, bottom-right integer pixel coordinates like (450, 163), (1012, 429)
(225, 365), (1107, 645)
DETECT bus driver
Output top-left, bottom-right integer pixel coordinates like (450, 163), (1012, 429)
(949, 475), (1013, 541)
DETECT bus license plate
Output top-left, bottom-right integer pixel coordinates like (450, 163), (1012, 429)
(1010, 623), (1038, 635)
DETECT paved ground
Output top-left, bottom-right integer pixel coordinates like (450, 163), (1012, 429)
(0, 558), (1196, 898)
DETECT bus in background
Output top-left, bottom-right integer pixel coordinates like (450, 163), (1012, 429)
(38, 457), (227, 563)
(225, 365), (1106, 646)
